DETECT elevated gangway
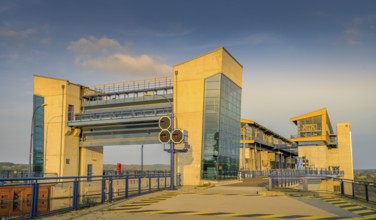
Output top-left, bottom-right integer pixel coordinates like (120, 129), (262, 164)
(67, 77), (174, 146)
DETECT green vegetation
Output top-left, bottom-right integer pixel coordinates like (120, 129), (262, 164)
(0, 162), (169, 172)
(354, 169), (376, 182)
(0, 162), (28, 171)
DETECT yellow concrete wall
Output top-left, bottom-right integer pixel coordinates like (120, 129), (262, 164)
(174, 48), (242, 185)
(34, 75), (81, 177)
(298, 145), (328, 169)
(297, 122), (354, 180)
(34, 75), (106, 178)
(79, 147), (104, 176)
(327, 147), (339, 168)
(239, 148), (251, 170)
(337, 123), (354, 179)
(62, 83), (82, 176)
(260, 151), (270, 170)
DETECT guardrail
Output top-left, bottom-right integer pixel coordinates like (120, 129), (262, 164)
(90, 77), (174, 95)
(268, 169), (345, 190)
(0, 172), (179, 219)
(239, 170), (269, 179)
(340, 179), (376, 203)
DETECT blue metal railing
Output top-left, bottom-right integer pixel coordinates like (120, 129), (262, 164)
(340, 179), (376, 203)
(0, 172), (178, 219)
(267, 169), (345, 190)
(269, 169), (344, 177)
(238, 170), (269, 179)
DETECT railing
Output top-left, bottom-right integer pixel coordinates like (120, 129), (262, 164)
(268, 170), (301, 189)
(89, 77), (174, 95)
(0, 171), (58, 179)
(239, 170), (269, 179)
(0, 170), (29, 179)
(268, 169), (345, 190)
(69, 107), (172, 123)
(0, 172), (178, 219)
(269, 169), (344, 177)
(340, 179), (376, 203)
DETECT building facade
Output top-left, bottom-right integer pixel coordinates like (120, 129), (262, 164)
(173, 48), (242, 184)
(33, 48), (243, 185)
(240, 119), (297, 171)
(291, 108), (354, 179)
(32, 48), (354, 186)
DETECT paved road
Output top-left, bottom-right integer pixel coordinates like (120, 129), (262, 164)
(45, 185), (376, 220)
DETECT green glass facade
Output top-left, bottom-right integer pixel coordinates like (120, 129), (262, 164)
(297, 115), (322, 138)
(201, 74), (241, 180)
(33, 95), (45, 177)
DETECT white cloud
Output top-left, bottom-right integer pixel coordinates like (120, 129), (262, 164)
(69, 36), (172, 76)
(0, 28), (36, 38)
(79, 53), (172, 76)
(68, 36), (124, 54)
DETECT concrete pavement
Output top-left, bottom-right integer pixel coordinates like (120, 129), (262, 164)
(44, 185), (376, 220)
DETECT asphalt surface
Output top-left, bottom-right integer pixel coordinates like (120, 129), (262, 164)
(41, 183), (376, 220)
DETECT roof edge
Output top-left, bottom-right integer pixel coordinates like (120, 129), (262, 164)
(173, 47), (243, 68)
(290, 108), (327, 122)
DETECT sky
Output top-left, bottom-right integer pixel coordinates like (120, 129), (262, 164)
(0, 0), (375, 169)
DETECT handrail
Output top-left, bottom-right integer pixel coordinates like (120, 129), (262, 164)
(0, 172), (180, 219)
(339, 178), (375, 203)
(88, 76), (173, 95)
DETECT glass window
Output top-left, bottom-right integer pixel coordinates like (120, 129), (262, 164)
(68, 105), (74, 121)
(201, 74), (241, 180)
(87, 164), (93, 181)
(297, 115), (322, 138)
(33, 95), (45, 177)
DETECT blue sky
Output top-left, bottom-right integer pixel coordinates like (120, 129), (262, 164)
(0, 0), (375, 169)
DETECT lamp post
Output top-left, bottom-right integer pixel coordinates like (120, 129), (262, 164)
(28, 103), (47, 178)
(144, 93), (175, 190)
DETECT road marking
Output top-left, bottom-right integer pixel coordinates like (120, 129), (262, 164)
(318, 194), (376, 219)
(363, 214), (376, 219)
(109, 209), (337, 219)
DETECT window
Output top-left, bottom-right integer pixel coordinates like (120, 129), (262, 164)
(68, 105), (74, 121)
(87, 164), (93, 181)
(297, 116), (322, 138)
(201, 74), (241, 180)
(33, 95), (45, 177)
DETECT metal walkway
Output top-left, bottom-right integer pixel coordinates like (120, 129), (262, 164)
(68, 77), (173, 146)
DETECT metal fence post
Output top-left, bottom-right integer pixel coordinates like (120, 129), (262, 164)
(365, 184), (369, 202)
(352, 182), (355, 198)
(138, 176), (141, 195)
(165, 176), (167, 188)
(101, 177), (106, 204)
(157, 175), (160, 190)
(108, 177), (113, 203)
(149, 176), (152, 193)
(72, 178), (79, 210)
(125, 175), (129, 199)
(30, 181), (39, 219)
(340, 180), (344, 195)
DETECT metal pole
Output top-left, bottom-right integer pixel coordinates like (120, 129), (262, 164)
(146, 93), (175, 190)
(59, 85), (65, 177)
(170, 113), (175, 190)
(141, 144), (144, 172)
(242, 127), (246, 170)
